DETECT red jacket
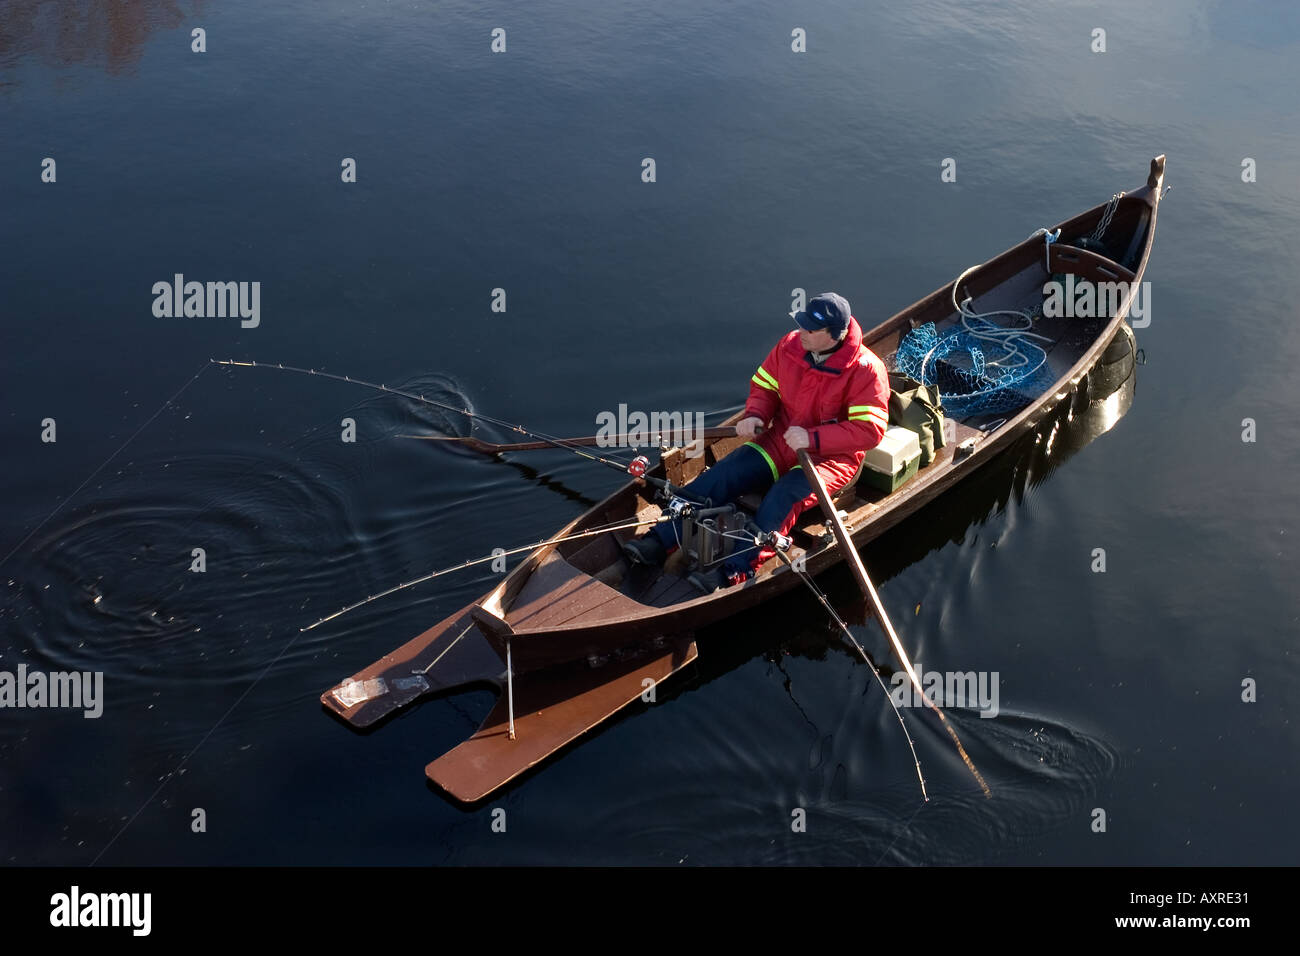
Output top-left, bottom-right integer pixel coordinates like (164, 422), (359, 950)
(743, 316), (891, 482)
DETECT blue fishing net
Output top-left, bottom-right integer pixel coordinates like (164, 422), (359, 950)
(891, 319), (1055, 416)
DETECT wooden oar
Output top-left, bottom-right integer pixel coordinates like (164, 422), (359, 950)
(797, 449), (990, 797)
(398, 426), (744, 454)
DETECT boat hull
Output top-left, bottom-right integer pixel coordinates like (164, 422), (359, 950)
(321, 156), (1166, 801)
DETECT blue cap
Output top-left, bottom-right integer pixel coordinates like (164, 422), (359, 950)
(791, 292), (851, 340)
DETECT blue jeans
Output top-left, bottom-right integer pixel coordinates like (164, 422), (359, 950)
(649, 444), (813, 577)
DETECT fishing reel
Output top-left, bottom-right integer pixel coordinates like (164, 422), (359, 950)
(628, 455), (651, 478)
(759, 529), (793, 552)
(665, 496), (696, 519)
(742, 520), (790, 552)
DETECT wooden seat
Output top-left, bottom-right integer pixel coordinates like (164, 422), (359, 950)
(505, 553), (649, 630)
(1047, 243), (1136, 283)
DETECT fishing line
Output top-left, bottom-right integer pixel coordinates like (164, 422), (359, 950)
(417, 621), (477, 677)
(702, 402), (746, 419)
(784, 523), (988, 798)
(92, 595), (308, 867)
(772, 547), (929, 802)
(0, 359), (213, 570)
(30, 366), (395, 638)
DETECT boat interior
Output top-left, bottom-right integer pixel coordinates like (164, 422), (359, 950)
(493, 194), (1155, 631)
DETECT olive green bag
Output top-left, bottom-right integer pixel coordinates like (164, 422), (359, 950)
(887, 372), (947, 467)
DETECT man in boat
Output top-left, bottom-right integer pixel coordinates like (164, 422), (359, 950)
(623, 292), (891, 592)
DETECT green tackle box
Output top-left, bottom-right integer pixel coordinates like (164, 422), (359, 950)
(860, 453), (920, 494)
(859, 426), (922, 494)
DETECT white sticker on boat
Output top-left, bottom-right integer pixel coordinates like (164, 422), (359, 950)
(334, 677), (389, 707)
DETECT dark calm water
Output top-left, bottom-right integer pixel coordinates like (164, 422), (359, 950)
(2, 0), (1297, 865)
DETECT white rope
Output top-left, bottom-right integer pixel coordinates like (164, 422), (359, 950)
(924, 256), (1057, 397)
(912, 200), (1123, 405)
(1028, 226), (1061, 272)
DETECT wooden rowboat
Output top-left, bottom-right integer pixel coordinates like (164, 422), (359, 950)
(322, 156), (1167, 802)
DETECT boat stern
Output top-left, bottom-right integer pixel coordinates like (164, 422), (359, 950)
(320, 605), (505, 729)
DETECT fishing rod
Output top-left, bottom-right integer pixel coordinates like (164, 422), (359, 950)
(212, 359), (641, 472)
(719, 516), (928, 799)
(396, 427), (742, 455)
(772, 546), (930, 801)
(301, 515), (664, 632)
(217, 358), (750, 636)
(212, 359), (713, 505)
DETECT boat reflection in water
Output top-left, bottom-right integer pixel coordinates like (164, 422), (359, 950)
(857, 320), (1136, 603)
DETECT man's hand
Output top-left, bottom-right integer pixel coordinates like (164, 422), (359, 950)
(784, 426), (810, 451)
(735, 416), (765, 439)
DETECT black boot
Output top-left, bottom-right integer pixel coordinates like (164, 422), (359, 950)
(622, 535), (668, 568)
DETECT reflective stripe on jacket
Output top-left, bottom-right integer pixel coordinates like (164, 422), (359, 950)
(742, 316), (890, 482)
